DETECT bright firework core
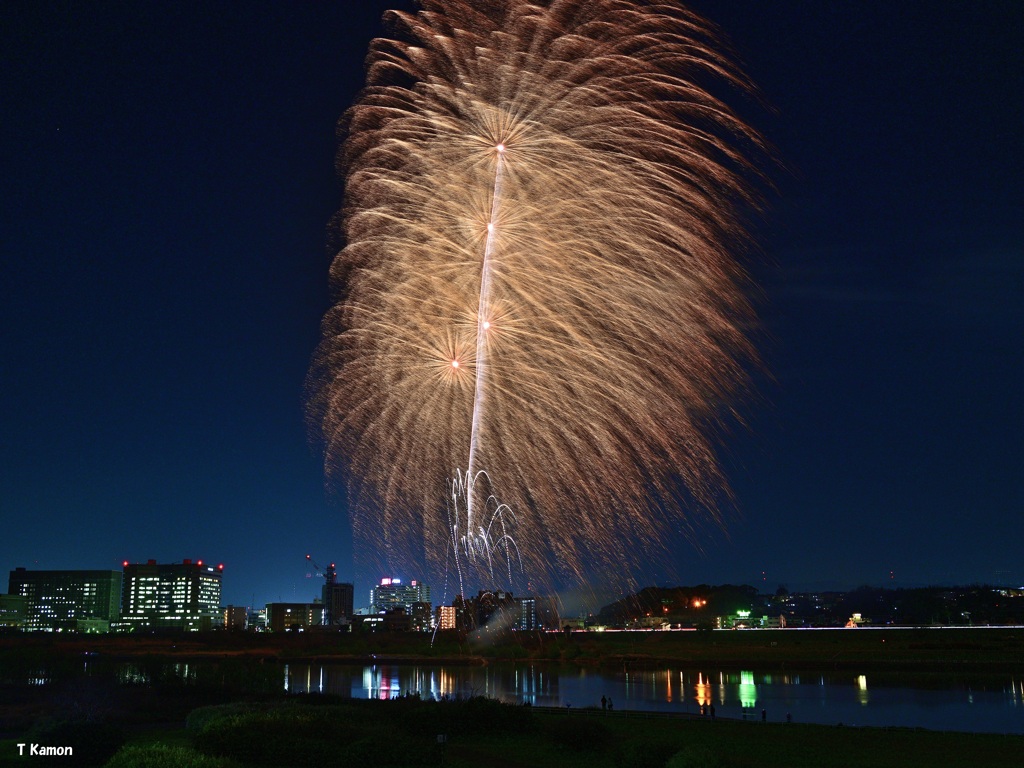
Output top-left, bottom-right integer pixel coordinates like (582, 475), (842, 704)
(308, 0), (763, 595)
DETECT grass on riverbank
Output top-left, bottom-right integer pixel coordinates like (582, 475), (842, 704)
(454, 713), (1023, 768)
(2, 696), (1024, 768)
(3, 697), (1016, 768)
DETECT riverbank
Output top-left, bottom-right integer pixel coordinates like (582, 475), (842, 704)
(2, 695), (1021, 768)
(2, 626), (1022, 672)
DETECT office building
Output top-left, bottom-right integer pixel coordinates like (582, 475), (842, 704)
(8, 568), (121, 632)
(410, 601), (432, 632)
(370, 577), (430, 615)
(119, 559), (222, 632)
(0, 594), (27, 629)
(266, 602), (322, 632)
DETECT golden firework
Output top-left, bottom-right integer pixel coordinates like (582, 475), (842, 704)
(308, 0), (764, 594)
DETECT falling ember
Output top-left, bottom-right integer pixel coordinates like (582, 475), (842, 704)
(307, 0), (765, 592)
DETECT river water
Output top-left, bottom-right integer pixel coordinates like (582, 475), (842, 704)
(281, 662), (1024, 734)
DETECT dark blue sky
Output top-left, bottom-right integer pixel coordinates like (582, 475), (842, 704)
(2, 2), (1021, 610)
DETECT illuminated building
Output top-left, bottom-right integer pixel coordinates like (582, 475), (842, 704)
(8, 568), (121, 632)
(119, 559), (222, 632)
(265, 602), (321, 632)
(304, 558), (354, 628)
(436, 604), (457, 630)
(223, 605), (247, 630)
(369, 577), (431, 615)
(248, 607), (267, 631)
(410, 601), (432, 631)
(515, 597), (537, 631)
(0, 593), (27, 629)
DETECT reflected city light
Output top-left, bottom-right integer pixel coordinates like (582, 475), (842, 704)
(740, 670), (757, 709)
(439, 669), (455, 698)
(695, 672), (710, 707)
(9, 658), (1024, 733)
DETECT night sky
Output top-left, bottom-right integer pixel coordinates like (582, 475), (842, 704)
(2, 2), (1021, 611)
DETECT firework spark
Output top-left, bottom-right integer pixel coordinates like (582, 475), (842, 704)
(308, 0), (764, 592)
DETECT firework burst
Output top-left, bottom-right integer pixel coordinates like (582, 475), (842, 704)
(308, 0), (765, 593)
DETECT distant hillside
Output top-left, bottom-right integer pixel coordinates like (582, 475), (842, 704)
(596, 584), (759, 625)
(596, 583), (1024, 627)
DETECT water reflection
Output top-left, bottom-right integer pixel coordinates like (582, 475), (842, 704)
(739, 670), (757, 709)
(279, 663), (1024, 733)
(284, 664), (563, 705)
(694, 672), (710, 707)
(857, 675), (869, 706)
(3, 657), (1021, 734)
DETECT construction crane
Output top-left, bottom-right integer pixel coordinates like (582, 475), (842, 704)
(305, 554), (338, 626)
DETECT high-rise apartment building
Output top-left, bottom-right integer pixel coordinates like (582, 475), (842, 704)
(436, 604), (457, 630)
(119, 559), (222, 631)
(515, 596), (537, 631)
(7, 568), (121, 632)
(223, 605), (247, 630)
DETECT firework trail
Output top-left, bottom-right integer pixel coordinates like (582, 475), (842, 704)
(308, 0), (764, 593)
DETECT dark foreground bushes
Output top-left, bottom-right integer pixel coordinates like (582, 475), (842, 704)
(193, 706), (374, 768)
(616, 738), (683, 768)
(186, 696), (534, 768)
(104, 743), (240, 768)
(398, 693), (535, 739)
(543, 714), (613, 753)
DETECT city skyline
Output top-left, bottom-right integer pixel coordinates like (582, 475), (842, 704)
(2, 2), (1021, 610)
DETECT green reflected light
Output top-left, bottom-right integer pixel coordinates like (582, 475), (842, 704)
(740, 670), (757, 708)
